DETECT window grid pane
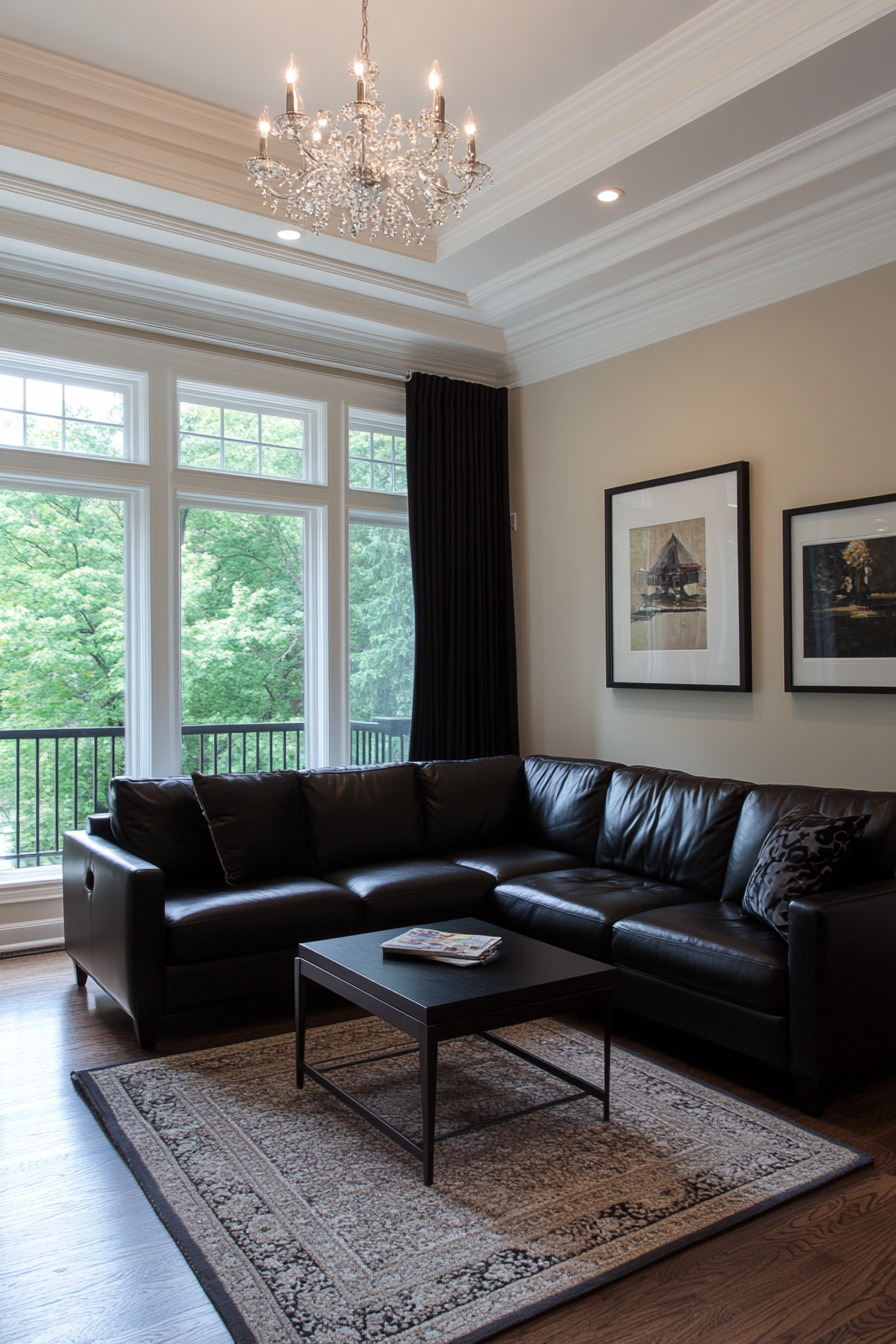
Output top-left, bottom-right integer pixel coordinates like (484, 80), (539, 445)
(0, 375), (126, 458)
(348, 416), (407, 496)
(179, 399), (307, 482)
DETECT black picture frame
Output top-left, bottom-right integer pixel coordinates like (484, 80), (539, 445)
(784, 491), (896, 694)
(605, 461), (751, 692)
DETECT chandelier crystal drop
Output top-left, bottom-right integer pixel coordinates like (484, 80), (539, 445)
(243, 0), (492, 246)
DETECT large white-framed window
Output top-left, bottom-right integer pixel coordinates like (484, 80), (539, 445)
(0, 316), (408, 889)
(175, 490), (328, 771)
(348, 508), (414, 763)
(0, 465), (151, 870)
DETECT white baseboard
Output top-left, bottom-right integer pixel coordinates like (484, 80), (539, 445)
(0, 918), (65, 953)
(0, 869), (64, 951)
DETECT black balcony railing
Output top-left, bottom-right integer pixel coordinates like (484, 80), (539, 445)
(1, 716), (412, 868)
(0, 726), (125, 868)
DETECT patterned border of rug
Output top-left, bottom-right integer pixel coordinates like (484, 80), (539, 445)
(73, 1017), (869, 1344)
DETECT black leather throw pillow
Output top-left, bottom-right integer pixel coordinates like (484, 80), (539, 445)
(191, 770), (316, 885)
(108, 776), (223, 888)
(742, 805), (870, 940)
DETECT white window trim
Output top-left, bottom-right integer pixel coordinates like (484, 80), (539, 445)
(177, 378), (327, 485)
(350, 508), (410, 529)
(0, 349), (148, 464)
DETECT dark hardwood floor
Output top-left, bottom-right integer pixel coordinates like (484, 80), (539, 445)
(2, 950), (895, 1344)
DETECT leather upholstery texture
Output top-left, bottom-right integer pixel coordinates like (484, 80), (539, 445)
(523, 756), (615, 859)
(492, 867), (709, 961)
(108, 776), (224, 887)
(595, 767), (749, 897)
(325, 858), (494, 928)
(86, 812), (114, 841)
(611, 903), (789, 1013)
(164, 878), (360, 964)
(614, 967), (789, 1068)
(191, 770), (316, 884)
(415, 756), (527, 854)
(721, 784), (896, 903)
(300, 763), (425, 873)
(446, 844), (589, 884)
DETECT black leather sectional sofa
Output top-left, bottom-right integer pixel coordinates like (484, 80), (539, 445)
(62, 754), (896, 1113)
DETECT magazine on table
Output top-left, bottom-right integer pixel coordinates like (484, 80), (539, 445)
(381, 928), (502, 966)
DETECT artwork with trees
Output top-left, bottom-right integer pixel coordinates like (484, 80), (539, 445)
(802, 535), (896, 658)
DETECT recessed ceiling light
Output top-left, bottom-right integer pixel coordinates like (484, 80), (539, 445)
(595, 188), (623, 203)
(276, 228), (302, 241)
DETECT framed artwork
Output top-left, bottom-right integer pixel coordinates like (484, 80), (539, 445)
(605, 461), (751, 691)
(784, 491), (896, 694)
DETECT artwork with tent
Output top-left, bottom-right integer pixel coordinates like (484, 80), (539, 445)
(630, 516), (707, 651)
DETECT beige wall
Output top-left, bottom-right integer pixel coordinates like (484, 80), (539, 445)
(511, 262), (896, 790)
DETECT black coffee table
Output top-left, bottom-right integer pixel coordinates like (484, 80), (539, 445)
(295, 918), (617, 1185)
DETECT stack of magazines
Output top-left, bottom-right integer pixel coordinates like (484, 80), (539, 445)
(381, 928), (502, 967)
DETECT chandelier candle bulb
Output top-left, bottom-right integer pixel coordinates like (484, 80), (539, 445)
(286, 56), (300, 113)
(464, 107), (476, 159)
(258, 108), (271, 155)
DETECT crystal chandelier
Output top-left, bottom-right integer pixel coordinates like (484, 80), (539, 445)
(243, 0), (492, 246)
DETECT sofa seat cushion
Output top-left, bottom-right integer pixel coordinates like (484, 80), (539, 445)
(492, 867), (710, 961)
(445, 844), (590, 884)
(611, 903), (789, 1014)
(326, 859), (494, 929)
(165, 879), (362, 964)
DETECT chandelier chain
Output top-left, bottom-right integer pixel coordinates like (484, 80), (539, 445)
(360, 0), (370, 60)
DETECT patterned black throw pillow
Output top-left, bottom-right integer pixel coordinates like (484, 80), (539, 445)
(742, 805), (870, 940)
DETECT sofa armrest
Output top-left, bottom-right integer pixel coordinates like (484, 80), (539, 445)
(789, 877), (896, 1105)
(63, 830), (167, 1024)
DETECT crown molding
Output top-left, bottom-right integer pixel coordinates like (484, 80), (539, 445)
(0, 172), (469, 312)
(471, 89), (896, 321)
(438, 0), (896, 258)
(506, 171), (896, 385)
(0, 207), (503, 354)
(0, 252), (512, 386)
(0, 35), (436, 262)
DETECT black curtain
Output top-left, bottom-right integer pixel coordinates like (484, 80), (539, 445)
(406, 372), (519, 760)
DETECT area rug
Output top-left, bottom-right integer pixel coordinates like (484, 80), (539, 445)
(73, 1017), (869, 1344)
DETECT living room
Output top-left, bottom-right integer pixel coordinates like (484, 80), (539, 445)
(1, 3), (896, 1342)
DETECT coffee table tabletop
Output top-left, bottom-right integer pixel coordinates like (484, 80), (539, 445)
(296, 918), (617, 1184)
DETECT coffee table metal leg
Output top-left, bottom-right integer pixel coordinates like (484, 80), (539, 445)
(295, 961), (308, 1090)
(603, 1002), (612, 1121)
(419, 1033), (438, 1186)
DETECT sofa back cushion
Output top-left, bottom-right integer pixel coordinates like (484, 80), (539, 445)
(721, 784), (896, 903)
(191, 771), (316, 885)
(524, 756), (615, 860)
(108, 776), (223, 887)
(595, 766), (749, 898)
(415, 756), (528, 855)
(300, 763), (425, 873)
